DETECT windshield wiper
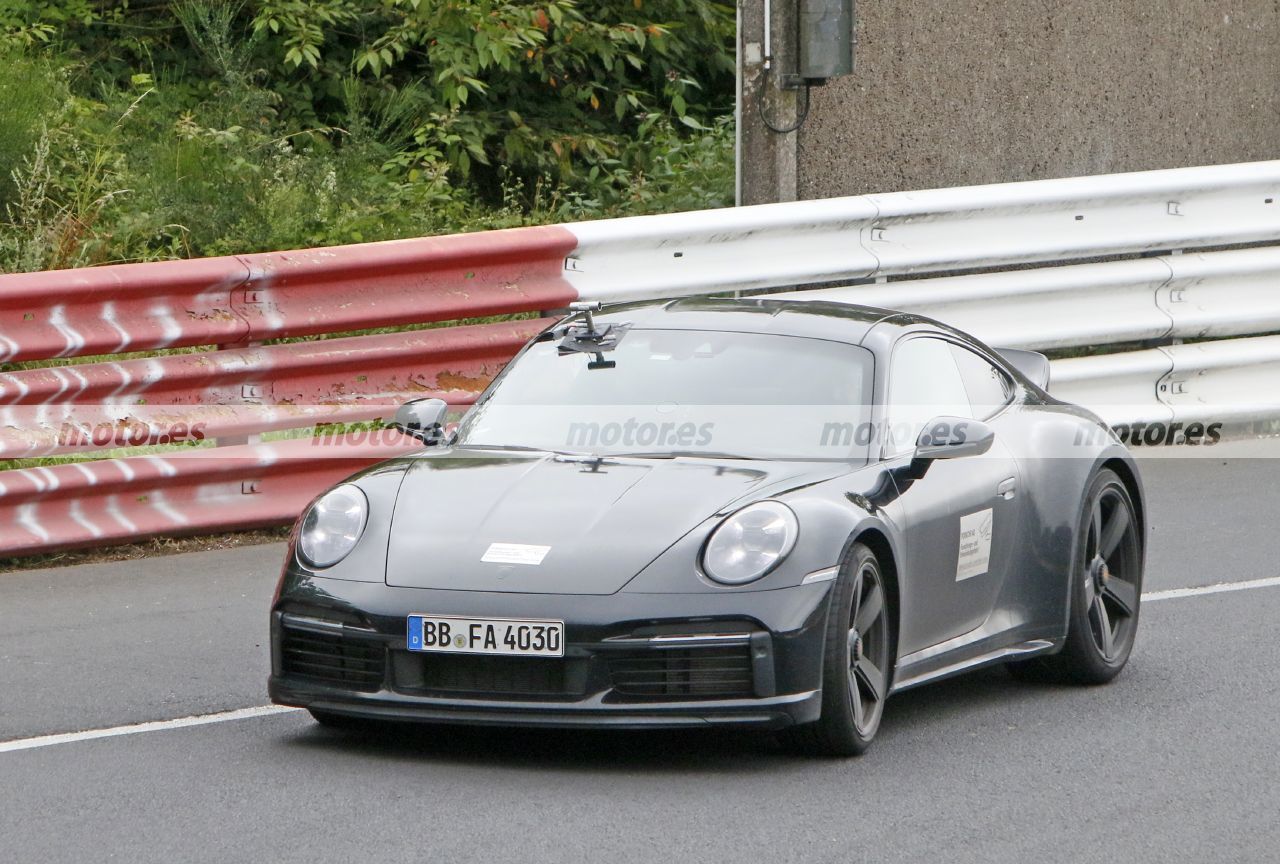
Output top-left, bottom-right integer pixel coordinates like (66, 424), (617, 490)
(607, 450), (754, 461)
(454, 443), (590, 457)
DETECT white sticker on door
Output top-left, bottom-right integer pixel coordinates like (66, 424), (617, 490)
(956, 509), (994, 581)
(481, 543), (551, 566)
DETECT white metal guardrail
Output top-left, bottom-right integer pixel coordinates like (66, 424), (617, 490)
(772, 247), (1280, 351)
(766, 245), (1280, 426)
(1050, 335), (1280, 426)
(672, 161), (1280, 429)
(559, 160), (1280, 429)
(564, 160), (1280, 299)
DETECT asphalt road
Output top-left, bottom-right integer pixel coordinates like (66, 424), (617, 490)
(2, 444), (1279, 863)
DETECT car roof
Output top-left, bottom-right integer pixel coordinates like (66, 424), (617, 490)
(593, 296), (907, 346)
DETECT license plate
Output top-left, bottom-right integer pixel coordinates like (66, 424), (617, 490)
(406, 615), (565, 657)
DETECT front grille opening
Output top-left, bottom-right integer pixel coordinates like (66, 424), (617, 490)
(280, 627), (384, 691)
(609, 646), (754, 699)
(398, 654), (580, 699)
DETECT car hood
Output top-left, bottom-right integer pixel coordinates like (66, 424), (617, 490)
(384, 450), (848, 594)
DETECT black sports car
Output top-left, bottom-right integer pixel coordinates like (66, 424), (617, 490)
(269, 298), (1145, 755)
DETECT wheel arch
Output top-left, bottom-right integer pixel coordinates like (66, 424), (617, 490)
(848, 526), (901, 688)
(1049, 450), (1146, 636)
(1100, 456), (1146, 555)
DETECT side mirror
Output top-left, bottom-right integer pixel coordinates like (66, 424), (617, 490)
(392, 398), (449, 446)
(905, 416), (994, 479)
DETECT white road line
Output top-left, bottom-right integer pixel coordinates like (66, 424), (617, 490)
(0, 705), (302, 755)
(2, 575), (1279, 757)
(1142, 575), (1280, 603)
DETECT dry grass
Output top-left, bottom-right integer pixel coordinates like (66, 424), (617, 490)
(1, 527), (290, 573)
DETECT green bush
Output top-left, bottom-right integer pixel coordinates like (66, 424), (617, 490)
(0, 0), (735, 272)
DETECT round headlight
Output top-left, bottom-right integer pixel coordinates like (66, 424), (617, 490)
(298, 484), (368, 569)
(702, 501), (798, 585)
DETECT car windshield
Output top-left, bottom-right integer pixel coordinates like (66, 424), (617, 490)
(454, 328), (875, 461)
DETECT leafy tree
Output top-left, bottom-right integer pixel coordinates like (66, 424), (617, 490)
(0, 0), (735, 270)
(3, 0), (732, 189)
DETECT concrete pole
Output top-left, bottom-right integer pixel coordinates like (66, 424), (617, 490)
(737, 0), (801, 206)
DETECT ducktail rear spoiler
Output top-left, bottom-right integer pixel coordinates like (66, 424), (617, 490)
(996, 348), (1050, 391)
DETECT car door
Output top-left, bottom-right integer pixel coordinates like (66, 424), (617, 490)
(880, 335), (1025, 655)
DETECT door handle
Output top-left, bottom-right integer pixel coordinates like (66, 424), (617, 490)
(996, 477), (1017, 500)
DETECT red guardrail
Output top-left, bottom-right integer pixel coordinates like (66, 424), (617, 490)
(0, 225), (576, 363)
(1, 226), (577, 557)
(0, 318), (549, 459)
(0, 436), (420, 556)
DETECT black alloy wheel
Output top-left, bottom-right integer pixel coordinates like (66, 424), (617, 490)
(1010, 468), (1143, 684)
(783, 542), (893, 756)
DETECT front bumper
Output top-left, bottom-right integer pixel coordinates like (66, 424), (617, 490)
(268, 574), (835, 731)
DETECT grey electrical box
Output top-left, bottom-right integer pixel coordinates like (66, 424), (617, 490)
(799, 0), (855, 82)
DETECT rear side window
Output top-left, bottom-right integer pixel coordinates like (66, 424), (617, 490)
(949, 345), (1013, 420)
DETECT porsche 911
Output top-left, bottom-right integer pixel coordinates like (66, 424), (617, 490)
(268, 297), (1144, 755)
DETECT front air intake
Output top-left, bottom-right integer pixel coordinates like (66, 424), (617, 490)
(608, 645), (755, 699)
(280, 625), (384, 691)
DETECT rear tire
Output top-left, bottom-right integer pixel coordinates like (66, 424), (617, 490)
(1008, 468), (1143, 684)
(781, 543), (894, 757)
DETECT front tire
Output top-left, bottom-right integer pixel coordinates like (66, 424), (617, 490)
(1009, 468), (1143, 684)
(782, 543), (893, 756)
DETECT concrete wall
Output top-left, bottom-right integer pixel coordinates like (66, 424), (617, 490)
(780, 1), (1280, 200)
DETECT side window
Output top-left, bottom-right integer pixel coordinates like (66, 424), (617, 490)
(949, 345), (1013, 420)
(886, 338), (971, 455)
